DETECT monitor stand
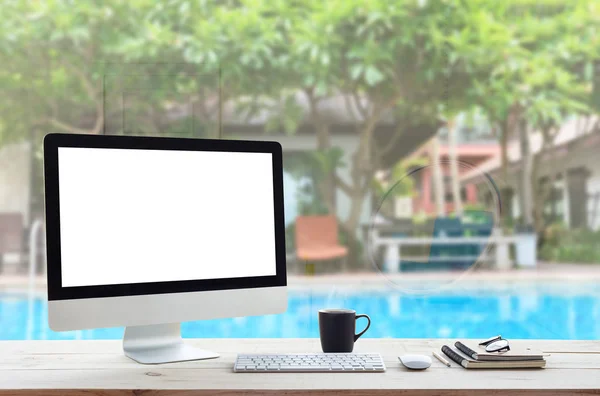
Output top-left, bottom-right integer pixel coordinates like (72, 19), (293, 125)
(123, 323), (219, 364)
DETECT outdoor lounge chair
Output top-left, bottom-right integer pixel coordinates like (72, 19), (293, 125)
(295, 215), (348, 274)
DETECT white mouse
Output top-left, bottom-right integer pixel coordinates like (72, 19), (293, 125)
(398, 354), (432, 370)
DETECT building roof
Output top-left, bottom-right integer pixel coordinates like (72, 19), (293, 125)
(417, 143), (500, 157)
(165, 92), (440, 167)
(218, 93), (440, 167)
(461, 116), (600, 184)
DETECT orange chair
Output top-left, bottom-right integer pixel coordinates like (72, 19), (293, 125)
(295, 215), (348, 273)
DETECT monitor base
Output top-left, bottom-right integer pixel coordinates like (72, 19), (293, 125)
(123, 323), (219, 364)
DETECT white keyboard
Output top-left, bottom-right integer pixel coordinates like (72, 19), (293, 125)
(234, 353), (386, 372)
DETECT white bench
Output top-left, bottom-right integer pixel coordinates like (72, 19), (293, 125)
(371, 228), (520, 273)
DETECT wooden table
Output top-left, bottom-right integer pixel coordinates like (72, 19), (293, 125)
(1, 339), (599, 395)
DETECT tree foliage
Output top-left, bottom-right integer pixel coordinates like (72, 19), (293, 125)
(0, 0), (599, 237)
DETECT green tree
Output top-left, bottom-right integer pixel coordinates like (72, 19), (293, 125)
(450, 0), (599, 228)
(242, 1), (483, 237)
(2, 0), (599, 241)
(506, 1), (598, 231)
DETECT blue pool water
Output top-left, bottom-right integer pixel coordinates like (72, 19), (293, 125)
(1, 283), (599, 340)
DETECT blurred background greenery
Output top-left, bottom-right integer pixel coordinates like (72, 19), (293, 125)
(1, 0), (599, 267)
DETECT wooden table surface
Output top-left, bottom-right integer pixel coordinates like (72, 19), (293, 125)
(1, 338), (600, 395)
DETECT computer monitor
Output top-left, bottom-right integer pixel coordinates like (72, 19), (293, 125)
(43, 133), (287, 364)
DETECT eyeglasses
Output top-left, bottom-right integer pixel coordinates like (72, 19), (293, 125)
(479, 335), (510, 353)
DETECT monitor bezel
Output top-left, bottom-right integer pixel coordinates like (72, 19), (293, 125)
(44, 133), (287, 301)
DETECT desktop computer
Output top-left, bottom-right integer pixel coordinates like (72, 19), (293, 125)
(43, 133), (287, 364)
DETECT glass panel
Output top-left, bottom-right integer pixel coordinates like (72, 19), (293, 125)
(0, 1), (599, 342)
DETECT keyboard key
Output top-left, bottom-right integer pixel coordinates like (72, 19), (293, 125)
(284, 366), (327, 371)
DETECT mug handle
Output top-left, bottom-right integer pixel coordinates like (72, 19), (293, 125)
(354, 314), (371, 341)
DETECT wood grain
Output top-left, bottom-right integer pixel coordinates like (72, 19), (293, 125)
(1, 391), (600, 396)
(0, 339), (599, 395)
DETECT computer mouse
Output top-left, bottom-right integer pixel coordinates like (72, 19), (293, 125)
(398, 354), (432, 370)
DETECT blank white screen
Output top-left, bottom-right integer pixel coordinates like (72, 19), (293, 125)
(58, 147), (277, 287)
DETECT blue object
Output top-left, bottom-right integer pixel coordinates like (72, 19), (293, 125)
(401, 215), (494, 272)
(2, 283), (599, 340)
(429, 217), (463, 268)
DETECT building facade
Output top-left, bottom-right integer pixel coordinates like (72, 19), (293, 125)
(462, 117), (600, 230)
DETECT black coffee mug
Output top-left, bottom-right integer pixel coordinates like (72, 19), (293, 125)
(319, 309), (371, 353)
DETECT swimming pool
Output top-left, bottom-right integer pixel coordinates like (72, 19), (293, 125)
(1, 282), (599, 340)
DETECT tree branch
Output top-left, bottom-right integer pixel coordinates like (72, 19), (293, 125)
(60, 59), (98, 101)
(334, 174), (353, 196)
(315, 180), (335, 215)
(381, 92), (404, 113)
(359, 92), (404, 156)
(304, 88), (320, 123)
(342, 93), (358, 122)
(195, 88), (223, 125)
(47, 117), (101, 135)
(360, 169), (374, 195)
(379, 135), (401, 159)
(351, 91), (369, 120)
(58, 59), (103, 134)
(371, 139), (384, 172)
(378, 120), (411, 158)
(350, 93), (407, 201)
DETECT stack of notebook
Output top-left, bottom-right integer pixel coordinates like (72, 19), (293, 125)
(441, 341), (547, 369)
